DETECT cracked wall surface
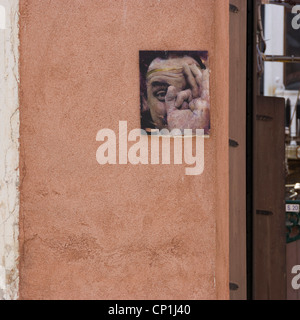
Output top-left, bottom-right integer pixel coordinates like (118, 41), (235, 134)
(0, 0), (19, 300)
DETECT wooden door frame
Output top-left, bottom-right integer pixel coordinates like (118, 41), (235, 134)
(229, 0), (248, 300)
(251, 0), (287, 300)
(229, 0), (286, 300)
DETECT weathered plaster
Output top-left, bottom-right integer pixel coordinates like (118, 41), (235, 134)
(0, 0), (19, 300)
(19, 0), (229, 300)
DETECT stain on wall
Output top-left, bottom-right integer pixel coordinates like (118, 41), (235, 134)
(19, 0), (229, 300)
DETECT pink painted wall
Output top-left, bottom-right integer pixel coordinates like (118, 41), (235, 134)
(19, 0), (229, 300)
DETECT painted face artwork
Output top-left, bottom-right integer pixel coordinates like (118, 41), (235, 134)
(140, 51), (210, 136)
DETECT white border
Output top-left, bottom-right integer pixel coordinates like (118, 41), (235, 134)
(0, 0), (19, 300)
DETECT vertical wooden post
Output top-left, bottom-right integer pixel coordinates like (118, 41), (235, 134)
(229, 0), (247, 300)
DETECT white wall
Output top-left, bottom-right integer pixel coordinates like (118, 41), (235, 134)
(264, 4), (285, 96)
(0, 0), (19, 300)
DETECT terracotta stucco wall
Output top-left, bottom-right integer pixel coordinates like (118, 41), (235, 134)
(19, 0), (229, 300)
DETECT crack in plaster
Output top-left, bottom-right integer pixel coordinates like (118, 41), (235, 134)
(0, 0), (19, 300)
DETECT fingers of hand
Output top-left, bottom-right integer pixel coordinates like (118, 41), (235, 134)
(165, 86), (178, 113)
(189, 98), (209, 112)
(190, 63), (203, 88)
(190, 64), (210, 100)
(183, 63), (199, 98)
(201, 69), (210, 100)
(175, 89), (192, 109)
